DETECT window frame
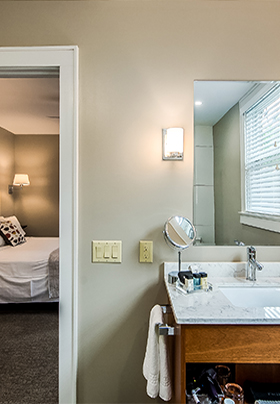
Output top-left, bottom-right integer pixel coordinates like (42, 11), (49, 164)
(239, 82), (280, 233)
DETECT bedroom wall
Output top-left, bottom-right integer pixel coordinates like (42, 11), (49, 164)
(0, 127), (15, 217)
(0, 1), (280, 403)
(14, 135), (59, 237)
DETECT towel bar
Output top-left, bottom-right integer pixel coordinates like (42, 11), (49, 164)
(157, 305), (175, 335)
(160, 304), (172, 314)
(157, 323), (175, 336)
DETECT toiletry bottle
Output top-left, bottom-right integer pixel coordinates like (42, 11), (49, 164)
(193, 273), (201, 290)
(184, 273), (194, 292)
(200, 272), (208, 290)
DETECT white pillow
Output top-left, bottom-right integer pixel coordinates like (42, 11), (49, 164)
(4, 216), (26, 236)
(0, 217), (5, 245)
(0, 235), (5, 247)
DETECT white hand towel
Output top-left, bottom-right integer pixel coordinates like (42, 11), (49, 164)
(143, 305), (172, 401)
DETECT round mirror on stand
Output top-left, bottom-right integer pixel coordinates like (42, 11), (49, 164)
(163, 215), (196, 274)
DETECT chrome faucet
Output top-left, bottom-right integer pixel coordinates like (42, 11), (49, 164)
(246, 246), (263, 281)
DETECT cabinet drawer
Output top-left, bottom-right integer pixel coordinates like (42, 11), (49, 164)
(183, 325), (280, 363)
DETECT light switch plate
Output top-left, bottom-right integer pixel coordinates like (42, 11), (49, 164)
(92, 240), (122, 263)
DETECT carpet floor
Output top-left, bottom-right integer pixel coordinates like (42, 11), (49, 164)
(0, 303), (58, 404)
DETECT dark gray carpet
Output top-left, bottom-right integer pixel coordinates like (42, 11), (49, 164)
(0, 303), (58, 404)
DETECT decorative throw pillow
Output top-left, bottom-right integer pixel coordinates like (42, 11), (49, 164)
(4, 215), (26, 236)
(0, 220), (26, 247)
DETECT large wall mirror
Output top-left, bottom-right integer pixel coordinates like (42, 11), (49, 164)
(193, 80), (280, 246)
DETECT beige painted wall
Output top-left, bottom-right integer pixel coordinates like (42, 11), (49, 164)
(214, 103), (280, 246)
(14, 135), (59, 237)
(1, 1), (280, 403)
(0, 127), (14, 216)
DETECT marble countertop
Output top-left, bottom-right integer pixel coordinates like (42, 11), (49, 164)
(164, 262), (280, 325)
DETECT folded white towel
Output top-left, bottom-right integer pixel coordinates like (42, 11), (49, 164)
(143, 305), (172, 401)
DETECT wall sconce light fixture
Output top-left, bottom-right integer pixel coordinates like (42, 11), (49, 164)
(162, 127), (184, 160)
(8, 174), (30, 195)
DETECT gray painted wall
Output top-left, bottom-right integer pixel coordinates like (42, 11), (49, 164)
(0, 129), (59, 236)
(14, 135), (59, 237)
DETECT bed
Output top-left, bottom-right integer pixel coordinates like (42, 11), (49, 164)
(0, 216), (59, 303)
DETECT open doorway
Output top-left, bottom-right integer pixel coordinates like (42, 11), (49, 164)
(0, 71), (59, 234)
(0, 46), (79, 404)
(0, 71), (60, 402)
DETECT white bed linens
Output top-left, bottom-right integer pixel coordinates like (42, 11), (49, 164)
(0, 237), (59, 303)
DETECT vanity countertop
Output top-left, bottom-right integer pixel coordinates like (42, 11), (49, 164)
(164, 262), (280, 325)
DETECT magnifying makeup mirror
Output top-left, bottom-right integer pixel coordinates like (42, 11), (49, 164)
(163, 215), (196, 272)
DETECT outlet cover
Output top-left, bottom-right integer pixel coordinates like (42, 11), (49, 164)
(139, 240), (153, 263)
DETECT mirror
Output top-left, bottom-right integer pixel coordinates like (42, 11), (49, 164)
(193, 80), (280, 246)
(164, 216), (196, 271)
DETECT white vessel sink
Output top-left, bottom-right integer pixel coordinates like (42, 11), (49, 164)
(219, 285), (280, 308)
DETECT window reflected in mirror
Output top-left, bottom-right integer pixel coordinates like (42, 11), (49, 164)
(193, 80), (280, 246)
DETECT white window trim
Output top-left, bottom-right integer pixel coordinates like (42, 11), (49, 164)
(239, 82), (280, 233)
(239, 211), (280, 233)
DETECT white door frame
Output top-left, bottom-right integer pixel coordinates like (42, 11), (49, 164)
(0, 46), (79, 404)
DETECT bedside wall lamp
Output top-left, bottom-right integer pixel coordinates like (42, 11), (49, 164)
(8, 174), (30, 195)
(162, 128), (184, 160)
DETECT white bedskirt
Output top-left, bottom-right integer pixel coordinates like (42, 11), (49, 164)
(0, 237), (59, 303)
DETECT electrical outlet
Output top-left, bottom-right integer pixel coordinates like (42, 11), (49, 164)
(139, 240), (153, 263)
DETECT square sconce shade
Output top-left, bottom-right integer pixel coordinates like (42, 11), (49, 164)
(162, 128), (184, 160)
(13, 174), (30, 186)
(8, 174), (30, 194)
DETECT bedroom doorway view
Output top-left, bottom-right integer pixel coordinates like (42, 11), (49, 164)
(0, 68), (60, 403)
(0, 46), (78, 404)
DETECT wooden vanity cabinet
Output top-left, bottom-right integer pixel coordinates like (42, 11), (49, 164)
(173, 323), (280, 403)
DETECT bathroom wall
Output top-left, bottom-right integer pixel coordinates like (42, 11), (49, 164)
(214, 103), (280, 246)
(1, 1), (280, 403)
(0, 127), (15, 216)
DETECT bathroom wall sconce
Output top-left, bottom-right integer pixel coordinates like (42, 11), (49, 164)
(8, 174), (30, 195)
(162, 128), (184, 160)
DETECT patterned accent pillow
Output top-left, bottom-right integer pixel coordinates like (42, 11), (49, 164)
(0, 220), (26, 247)
(4, 216), (26, 236)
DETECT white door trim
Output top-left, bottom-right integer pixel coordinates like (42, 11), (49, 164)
(0, 46), (79, 404)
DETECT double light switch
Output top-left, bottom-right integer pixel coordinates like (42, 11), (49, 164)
(92, 240), (122, 263)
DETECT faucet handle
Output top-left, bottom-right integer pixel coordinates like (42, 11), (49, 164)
(247, 245), (256, 259)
